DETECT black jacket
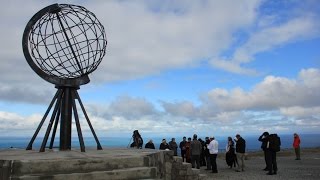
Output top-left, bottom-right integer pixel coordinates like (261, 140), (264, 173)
(236, 137), (246, 153)
(258, 135), (268, 151)
(145, 142), (155, 149)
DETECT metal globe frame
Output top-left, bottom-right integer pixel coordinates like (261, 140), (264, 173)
(22, 3), (107, 152)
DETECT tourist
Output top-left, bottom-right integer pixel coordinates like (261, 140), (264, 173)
(185, 137), (192, 163)
(204, 137), (211, 170)
(235, 134), (246, 172)
(226, 136), (237, 169)
(145, 139), (155, 149)
(179, 137), (187, 162)
(169, 138), (178, 156)
(159, 139), (170, 150)
(132, 130), (143, 149)
(207, 136), (219, 173)
(266, 133), (281, 175)
(258, 132), (269, 170)
(190, 134), (202, 169)
(293, 133), (301, 160)
(199, 138), (206, 166)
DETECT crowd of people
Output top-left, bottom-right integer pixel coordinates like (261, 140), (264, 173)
(130, 130), (301, 176)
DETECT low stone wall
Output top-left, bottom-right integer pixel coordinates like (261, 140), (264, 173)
(147, 150), (207, 180)
(0, 149), (207, 180)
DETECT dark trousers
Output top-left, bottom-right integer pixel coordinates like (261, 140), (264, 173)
(263, 150), (268, 168)
(266, 150), (277, 173)
(206, 155), (211, 169)
(181, 150), (186, 162)
(295, 146), (301, 159)
(191, 155), (200, 169)
(209, 154), (218, 172)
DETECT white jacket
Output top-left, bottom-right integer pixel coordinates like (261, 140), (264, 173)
(207, 139), (219, 154)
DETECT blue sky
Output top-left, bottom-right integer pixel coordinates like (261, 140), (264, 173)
(0, 0), (320, 140)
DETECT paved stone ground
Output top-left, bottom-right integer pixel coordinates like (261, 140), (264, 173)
(198, 148), (320, 180)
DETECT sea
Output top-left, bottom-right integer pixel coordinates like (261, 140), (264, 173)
(0, 134), (319, 153)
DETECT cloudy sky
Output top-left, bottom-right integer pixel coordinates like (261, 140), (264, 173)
(0, 0), (319, 139)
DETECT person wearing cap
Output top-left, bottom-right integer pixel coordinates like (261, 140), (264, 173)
(207, 136), (219, 173)
(190, 134), (202, 169)
(235, 134), (246, 172)
(258, 132), (269, 170)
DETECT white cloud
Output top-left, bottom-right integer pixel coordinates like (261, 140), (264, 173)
(280, 106), (320, 118)
(210, 11), (320, 74)
(0, 0), (261, 103)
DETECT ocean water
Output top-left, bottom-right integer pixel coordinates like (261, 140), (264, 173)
(0, 134), (319, 152)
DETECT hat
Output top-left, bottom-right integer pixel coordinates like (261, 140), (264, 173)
(210, 136), (214, 139)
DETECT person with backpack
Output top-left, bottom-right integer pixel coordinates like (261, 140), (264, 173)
(266, 133), (281, 175)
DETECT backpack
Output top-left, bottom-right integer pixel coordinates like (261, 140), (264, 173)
(268, 134), (281, 152)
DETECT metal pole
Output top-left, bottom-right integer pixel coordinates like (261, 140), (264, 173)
(26, 89), (62, 150)
(60, 87), (72, 150)
(71, 90), (85, 152)
(40, 91), (63, 152)
(75, 91), (103, 150)
(49, 106), (61, 149)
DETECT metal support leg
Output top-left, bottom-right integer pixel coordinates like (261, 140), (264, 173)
(49, 106), (61, 149)
(40, 92), (63, 152)
(26, 89), (62, 150)
(71, 90), (85, 152)
(75, 91), (102, 150)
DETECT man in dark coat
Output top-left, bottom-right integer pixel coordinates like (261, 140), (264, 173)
(190, 134), (202, 169)
(258, 132), (269, 170)
(235, 134), (246, 172)
(266, 134), (281, 175)
(179, 137), (187, 162)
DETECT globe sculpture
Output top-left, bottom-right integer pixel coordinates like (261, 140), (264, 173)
(22, 3), (107, 152)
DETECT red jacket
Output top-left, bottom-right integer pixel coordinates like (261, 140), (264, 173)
(293, 136), (300, 148)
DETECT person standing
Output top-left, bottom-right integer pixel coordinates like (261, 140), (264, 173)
(235, 134), (246, 172)
(185, 137), (192, 163)
(266, 133), (281, 175)
(258, 132), (269, 170)
(179, 137), (187, 162)
(159, 139), (170, 150)
(204, 137), (211, 170)
(169, 138), (178, 156)
(207, 136), (219, 173)
(132, 130), (143, 149)
(293, 133), (301, 160)
(190, 134), (202, 169)
(226, 137), (237, 169)
(145, 139), (155, 149)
